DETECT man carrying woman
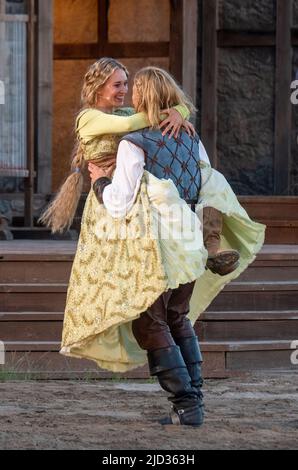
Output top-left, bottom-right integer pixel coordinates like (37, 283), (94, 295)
(40, 59), (265, 427)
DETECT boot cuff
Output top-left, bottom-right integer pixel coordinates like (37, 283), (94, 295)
(147, 345), (185, 375)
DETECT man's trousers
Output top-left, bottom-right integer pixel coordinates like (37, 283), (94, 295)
(132, 281), (196, 350)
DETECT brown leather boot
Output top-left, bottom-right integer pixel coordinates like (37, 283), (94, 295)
(203, 206), (240, 276)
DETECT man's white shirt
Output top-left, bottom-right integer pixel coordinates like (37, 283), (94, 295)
(102, 138), (211, 218)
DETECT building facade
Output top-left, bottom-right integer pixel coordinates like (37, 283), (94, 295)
(0, 0), (297, 241)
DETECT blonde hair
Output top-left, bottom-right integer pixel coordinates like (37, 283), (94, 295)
(134, 66), (196, 128)
(39, 58), (128, 233)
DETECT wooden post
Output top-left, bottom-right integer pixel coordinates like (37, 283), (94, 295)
(201, 0), (218, 167)
(37, 0), (53, 195)
(24, 0), (35, 226)
(274, 0), (292, 195)
(170, 0), (198, 122)
(169, 0), (183, 84)
(182, 0), (198, 118)
(0, 1), (5, 95)
(97, 0), (108, 56)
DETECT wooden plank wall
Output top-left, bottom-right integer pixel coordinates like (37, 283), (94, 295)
(274, 0), (292, 195)
(37, 0), (53, 195)
(24, 0), (36, 226)
(54, 0), (169, 61)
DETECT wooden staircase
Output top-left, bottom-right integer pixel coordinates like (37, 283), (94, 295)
(0, 241), (297, 378)
(239, 196), (298, 244)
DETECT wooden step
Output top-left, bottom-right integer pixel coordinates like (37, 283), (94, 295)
(259, 224), (298, 244)
(2, 280), (297, 293)
(4, 341), (59, 351)
(2, 339), (294, 352)
(1, 311), (297, 343)
(0, 312), (63, 321)
(1, 340), (296, 379)
(0, 321), (62, 342)
(0, 261), (72, 283)
(207, 281), (298, 311)
(208, 290), (298, 311)
(200, 310), (298, 320)
(0, 283), (68, 292)
(0, 240), (76, 260)
(237, 264), (298, 282)
(1, 242), (298, 259)
(223, 281), (298, 291)
(0, 284), (67, 312)
(1, 243), (298, 285)
(2, 309), (297, 321)
(0, 349), (227, 379)
(239, 196), (298, 244)
(197, 319), (298, 341)
(239, 196), (298, 220)
(200, 340), (294, 351)
(9, 227), (78, 241)
(1, 279), (298, 311)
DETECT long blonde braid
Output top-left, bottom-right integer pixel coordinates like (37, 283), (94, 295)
(39, 58), (128, 233)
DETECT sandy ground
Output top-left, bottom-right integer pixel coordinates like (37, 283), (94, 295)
(0, 372), (297, 450)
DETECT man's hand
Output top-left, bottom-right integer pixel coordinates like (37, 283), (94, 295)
(159, 108), (183, 139)
(88, 162), (114, 185)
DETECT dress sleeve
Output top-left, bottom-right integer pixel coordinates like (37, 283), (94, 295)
(174, 104), (190, 120)
(77, 105), (190, 142)
(76, 109), (150, 142)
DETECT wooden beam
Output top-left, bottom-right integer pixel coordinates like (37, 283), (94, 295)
(24, 0), (35, 226)
(37, 0), (53, 195)
(201, 0), (218, 167)
(274, 0), (292, 195)
(169, 0), (198, 121)
(182, 0), (198, 107)
(97, 0), (108, 56)
(54, 43), (98, 60)
(198, 27), (298, 49)
(169, 0), (183, 84)
(106, 42), (169, 58)
(218, 30), (275, 47)
(0, 1), (5, 94)
(54, 42), (169, 60)
(291, 27), (298, 46)
(176, 27), (298, 49)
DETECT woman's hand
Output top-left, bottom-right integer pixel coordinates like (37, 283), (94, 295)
(182, 120), (196, 137)
(88, 162), (114, 185)
(159, 108), (183, 139)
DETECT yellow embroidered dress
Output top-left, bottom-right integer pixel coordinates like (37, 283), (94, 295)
(60, 107), (265, 372)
